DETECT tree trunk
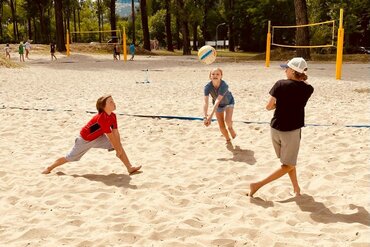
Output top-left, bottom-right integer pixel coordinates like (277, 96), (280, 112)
(226, 0), (235, 51)
(176, 0), (190, 55)
(201, 4), (208, 47)
(0, 3), (3, 41)
(192, 23), (198, 51)
(9, 0), (18, 41)
(27, 17), (32, 40)
(109, 0), (117, 42)
(131, 0), (135, 44)
(165, 0), (173, 51)
(293, 0), (310, 59)
(73, 8), (77, 42)
(54, 0), (66, 51)
(38, 5), (46, 43)
(78, 5), (81, 33)
(33, 17), (37, 43)
(140, 0), (151, 51)
(97, 0), (102, 42)
(182, 21), (190, 55)
(175, 16), (181, 50)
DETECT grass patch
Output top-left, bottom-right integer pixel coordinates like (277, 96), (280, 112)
(354, 88), (370, 94)
(0, 56), (22, 68)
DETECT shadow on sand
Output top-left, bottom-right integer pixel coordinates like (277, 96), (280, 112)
(218, 143), (257, 165)
(56, 171), (138, 189)
(278, 194), (370, 226)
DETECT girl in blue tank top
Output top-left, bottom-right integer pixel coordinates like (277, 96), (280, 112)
(203, 68), (236, 143)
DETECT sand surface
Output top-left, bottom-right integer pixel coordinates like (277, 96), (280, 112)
(0, 52), (369, 246)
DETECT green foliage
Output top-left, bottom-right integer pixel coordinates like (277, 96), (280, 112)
(149, 9), (166, 46)
(0, 0), (368, 52)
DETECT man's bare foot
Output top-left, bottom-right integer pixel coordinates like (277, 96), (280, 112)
(42, 168), (52, 174)
(128, 165), (142, 174)
(248, 183), (260, 197)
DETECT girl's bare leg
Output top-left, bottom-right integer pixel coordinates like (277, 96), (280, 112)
(216, 111), (231, 142)
(224, 107), (236, 139)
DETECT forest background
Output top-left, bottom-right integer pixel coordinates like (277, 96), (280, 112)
(0, 0), (369, 57)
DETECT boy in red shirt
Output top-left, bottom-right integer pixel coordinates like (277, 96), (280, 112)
(42, 95), (141, 175)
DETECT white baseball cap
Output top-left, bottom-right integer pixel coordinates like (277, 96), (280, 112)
(280, 57), (308, 73)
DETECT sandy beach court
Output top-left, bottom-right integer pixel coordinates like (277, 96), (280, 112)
(0, 53), (369, 246)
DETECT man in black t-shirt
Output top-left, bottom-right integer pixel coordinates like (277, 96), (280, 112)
(249, 57), (313, 197)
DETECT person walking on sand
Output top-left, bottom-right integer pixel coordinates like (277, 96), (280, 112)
(42, 95), (142, 175)
(18, 42), (25, 62)
(113, 44), (120, 61)
(25, 40), (31, 59)
(4, 43), (10, 59)
(203, 68), (237, 144)
(129, 43), (135, 61)
(249, 57), (314, 197)
(50, 42), (57, 61)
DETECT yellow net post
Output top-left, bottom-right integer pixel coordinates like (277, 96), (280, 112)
(335, 9), (344, 80)
(66, 29), (70, 56)
(123, 27), (127, 62)
(265, 21), (271, 67)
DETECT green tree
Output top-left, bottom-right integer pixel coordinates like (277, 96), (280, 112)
(164, 0), (173, 51)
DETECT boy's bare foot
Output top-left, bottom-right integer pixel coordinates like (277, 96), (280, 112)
(248, 183), (260, 197)
(42, 168), (52, 174)
(128, 165), (142, 175)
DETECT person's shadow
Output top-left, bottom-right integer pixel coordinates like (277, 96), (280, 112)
(56, 171), (137, 189)
(278, 194), (370, 226)
(249, 196), (275, 208)
(217, 143), (257, 165)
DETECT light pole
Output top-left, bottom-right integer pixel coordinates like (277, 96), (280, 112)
(215, 22), (226, 50)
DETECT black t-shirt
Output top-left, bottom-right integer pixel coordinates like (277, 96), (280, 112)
(269, 79), (314, 131)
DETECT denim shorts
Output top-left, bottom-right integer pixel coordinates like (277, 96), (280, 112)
(217, 104), (234, 113)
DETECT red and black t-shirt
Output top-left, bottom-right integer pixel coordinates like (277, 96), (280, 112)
(80, 112), (118, 141)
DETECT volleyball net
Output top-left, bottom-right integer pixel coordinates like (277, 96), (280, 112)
(69, 29), (122, 44)
(272, 20), (335, 48)
(66, 28), (128, 61)
(265, 9), (344, 80)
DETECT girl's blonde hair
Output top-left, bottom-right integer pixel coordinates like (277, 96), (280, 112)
(209, 68), (223, 79)
(96, 95), (112, 113)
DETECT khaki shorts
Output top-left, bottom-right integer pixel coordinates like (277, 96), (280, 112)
(271, 128), (301, 166)
(65, 135), (113, 162)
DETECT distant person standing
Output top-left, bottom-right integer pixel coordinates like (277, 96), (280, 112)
(4, 43), (11, 59)
(25, 40), (31, 59)
(129, 43), (135, 61)
(18, 42), (25, 62)
(113, 44), (120, 61)
(50, 42), (57, 61)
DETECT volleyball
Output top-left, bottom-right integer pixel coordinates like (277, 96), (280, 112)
(198, 45), (217, 65)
